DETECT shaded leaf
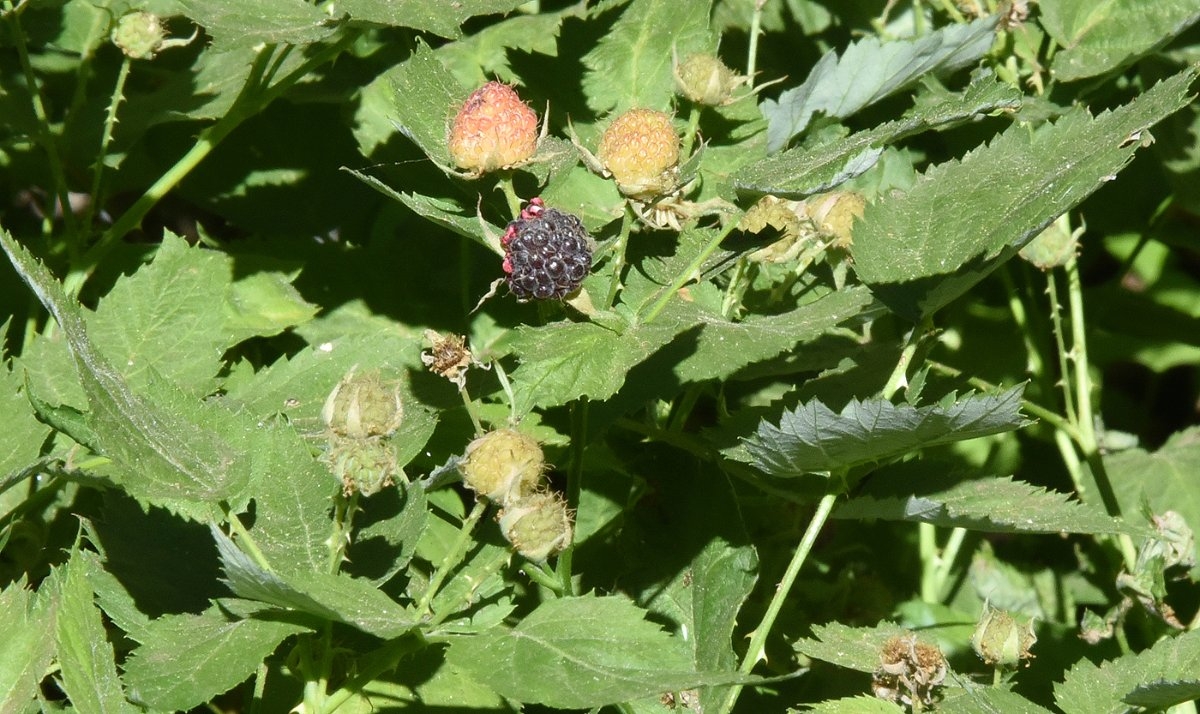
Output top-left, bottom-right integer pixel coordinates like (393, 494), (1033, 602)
(835, 467), (1142, 535)
(851, 67), (1198, 320)
(445, 594), (751, 708)
(0, 579), (57, 713)
(796, 620), (919, 673)
(0, 354), (52, 482)
(744, 386), (1030, 476)
(761, 16), (998, 152)
(176, 0), (336, 47)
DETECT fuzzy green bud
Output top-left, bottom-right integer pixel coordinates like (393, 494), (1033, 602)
(498, 492), (573, 562)
(971, 606), (1037, 668)
(675, 53), (742, 106)
(321, 369), (405, 439)
(325, 438), (398, 496)
(112, 12), (167, 59)
(459, 429), (544, 503)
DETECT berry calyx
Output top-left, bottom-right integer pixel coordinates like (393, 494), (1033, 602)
(501, 198), (592, 301)
(447, 82), (539, 174)
(321, 368), (405, 439)
(459, 428), (545, 503)
(598, 108), (680, 199)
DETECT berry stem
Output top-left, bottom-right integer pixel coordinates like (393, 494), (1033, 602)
(523, 561), (564, 593)
(604, 207), (635, 308)
(417, 499), (489, 617)
(555, 399), (589, 596)
(643, 219), (739, 324)
(458, 383), (486, 437)
(326, 491), (361, 574)
(496, 174), (522, 219)
(719, 491), (838, 714)
(680, 104), (702, 159)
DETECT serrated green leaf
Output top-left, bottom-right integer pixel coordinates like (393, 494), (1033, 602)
(0, 360), (52, 481)
(224, 269), (317, 342)
(54, 552), (135, 714)
(1039, 0), (1200, 81)
(581, 0), (715, 114)
(1125, 680), (1200, 709)
(436, 8), (575, 86)
(445, 594), (751, 709)
(744, 387), (1030, 476)
(851, 67), (1198, 320)
(507, 319), (685, 416)
(385, 39), (467, 166)
(804, 695), (906, 713)
(0, 230), (248, 506)
(176, 0), (336, 47)
(0, 579), (56, 714)
(1106, 426), (1200, 572)
(667, 286), (876, 383)
(835, 468), (1141, 535)
(214, 528), (417, 638)
(1055, 628), (1200, 714)
(939, 687), (1055, 713)
(122, 602), (306, 712)
(736, 72), (1021, 197)
(91, 234), (235, 394)
(761, 16), (998, 152)
(796, 620), (919, 673)
(339, 0), (530, 38)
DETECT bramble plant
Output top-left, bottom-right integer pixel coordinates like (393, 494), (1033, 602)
(2, 0), (1200, 712)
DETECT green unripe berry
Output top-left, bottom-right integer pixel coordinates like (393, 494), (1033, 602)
(112, 12), (167, 59)
(459, 429), (544, 503)
(498, 492), (573, 562)
(321, 369), (405, 439)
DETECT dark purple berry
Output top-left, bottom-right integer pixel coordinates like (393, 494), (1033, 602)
(503, 200), (592, 301)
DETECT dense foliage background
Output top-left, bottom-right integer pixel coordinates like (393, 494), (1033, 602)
(2, 0), (1200, 712)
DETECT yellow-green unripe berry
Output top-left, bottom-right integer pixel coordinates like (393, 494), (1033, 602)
(459, 429), (544, 503)
(598, 108), (680, 199)
(321, 369), (405, 439)
(498, 492), (573, 562)
(112, 12), (167, 59)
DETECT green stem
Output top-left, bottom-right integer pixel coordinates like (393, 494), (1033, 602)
(1046, 273), (1080, 427)
(524, 560), (565, 593)
(4, 0), (78, 240)
(882, 318), (931, 399)
(720, 256), (749, 319)
(326, 491), (360, 574)
(926, 526), (967, 602)
(557, 400), (588, 596)
(747, 0), (766, 78)
(719, 492), (838, 714)
(65, 30), (358, 297)
(680, 105), (702, 159)
(604, 208), (634, 308)
(459, 383), (486, 437)
(225, 507), (274, 572)
(417, 499), (489, 616)
(321, 634), (426, 714)
(496, 174), (522, 219)
(643, 219), (739, 323)
(82, 56), (132, 241)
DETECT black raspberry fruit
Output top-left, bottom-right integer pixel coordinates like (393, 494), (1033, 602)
(501, 198), (592, 300)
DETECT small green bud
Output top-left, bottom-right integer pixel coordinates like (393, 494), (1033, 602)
(321, 369), (405, 439)
(498, 492), (573, 562)
(112, 12), (167, 60)
(459, 429), (544, 504)
(325, 438), (398, 496)
(674, 53), (745, 106)
(971, 605), (1037, 668)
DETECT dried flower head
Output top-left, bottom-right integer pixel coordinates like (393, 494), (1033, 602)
(422, 330), (473, 388)
(872, 634), (947, 708)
